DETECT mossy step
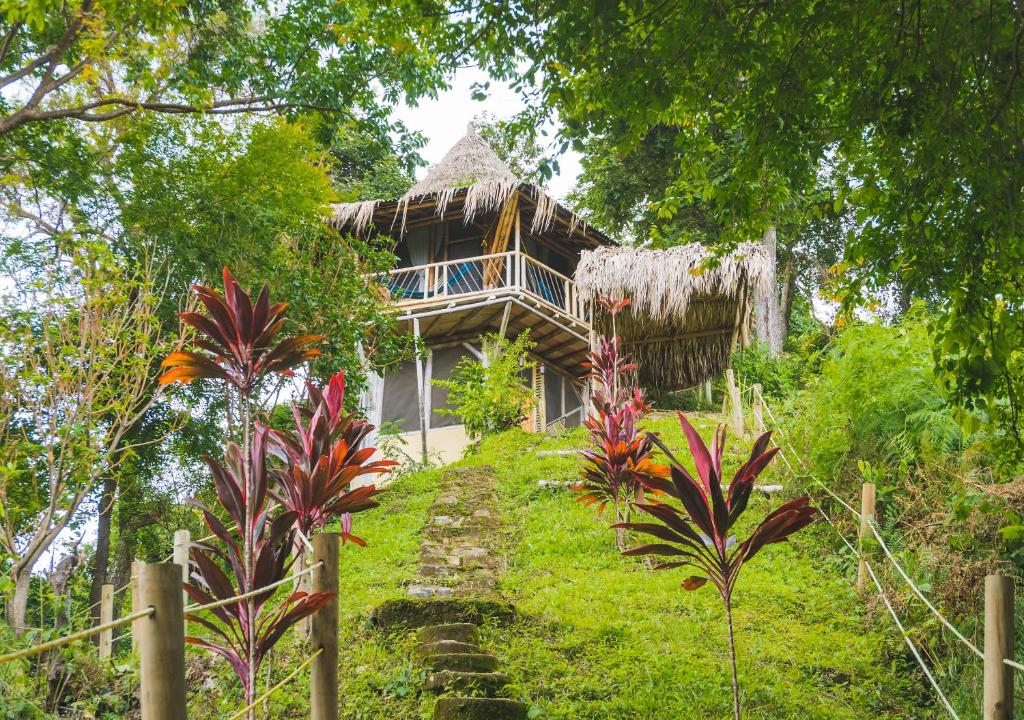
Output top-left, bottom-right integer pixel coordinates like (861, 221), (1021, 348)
(433, 697), (528, 720)
(425, 670), (508, 695)
(415, 640), (482, 658)
(371, 598), (515, 630)
(422, 652), (499, 673)
(417, 623), (479, 645)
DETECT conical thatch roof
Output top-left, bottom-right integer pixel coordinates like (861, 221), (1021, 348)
(330, 125), (588, 240)
(575, 243), (771, 392)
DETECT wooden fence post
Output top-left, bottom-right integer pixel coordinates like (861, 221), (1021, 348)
(856, 483), (877, 593)
(703, 379), (713, 406)
(98, 583), (113, 660)
(130, 559), (144, 652)
(984, 574), (1014, 720)
(752, 384), (765, 432)
(139, 563), (187, 720)
(310, 533), (339, 720)
(725, 369), (744, 436)
(173, 529), (190, 634)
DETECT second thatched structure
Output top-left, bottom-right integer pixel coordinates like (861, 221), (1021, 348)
(575, 243), (771, 392)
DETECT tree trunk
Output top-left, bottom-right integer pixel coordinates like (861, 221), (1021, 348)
(753, 226), (785, 355)
(88, 474), (117, 633)
(779, 255), (797, 340)
(8, 564), (33, 633)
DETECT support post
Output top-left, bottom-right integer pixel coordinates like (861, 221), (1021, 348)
(130, 559), (144, 651)
(725, 369), (743, 436)
(856, 483), (876, 593)
(310, 533), (339, 720)
(984, 574), (1014, 720)
(704, 379), (713, 406)
(412, 317), (428, 465)
(173, 529), (190, 635)
(99, 583), (113, 660)
(752, 383), (765, 432)
(138, 563), (187, 720)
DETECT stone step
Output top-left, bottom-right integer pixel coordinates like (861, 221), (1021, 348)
(415, 640), (482, 658)
(425, 670), (508, 695)
(371, 598), (515, 630)
(407, 584), (454, 599)
(433, 697), (529, 720)
(417, 623), (479, 645)
(422, 652), (499, 673)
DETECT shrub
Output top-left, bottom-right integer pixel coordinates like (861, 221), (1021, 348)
(731, 341), (799, 400)
(433, 331), (536, 441)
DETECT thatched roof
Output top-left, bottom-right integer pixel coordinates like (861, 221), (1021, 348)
(330, 125), (607, 245)
(575, 243), (771, 392)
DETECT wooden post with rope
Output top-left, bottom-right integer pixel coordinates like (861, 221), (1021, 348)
(130, 559), (144, 651)
(138, 563), (187, 720)
(173, 529), (190, 635)
(984, 574), (1014, 720)
(98, 584), (113, 660)
(856, 483), (876, 593)
(310, 533), (339, 720)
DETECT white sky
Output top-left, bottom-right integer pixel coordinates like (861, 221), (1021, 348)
(391, 66), (582, 200)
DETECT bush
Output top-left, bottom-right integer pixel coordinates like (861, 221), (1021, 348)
(433, 332), (536, 441)
(732, 341), (799, 399)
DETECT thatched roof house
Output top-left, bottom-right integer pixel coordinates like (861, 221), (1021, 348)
(330, 124), (611, 250)
(575, 243), (771, 392)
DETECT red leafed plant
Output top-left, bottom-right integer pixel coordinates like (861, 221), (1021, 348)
(615, 413), (816, 720)
(267, 370), (396, 542)
(577, 297), (667, 550)
(159, 268), (382, 718)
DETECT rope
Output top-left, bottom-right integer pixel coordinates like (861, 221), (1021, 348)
(186, 561), (324, 614)
(817, 508), (962, 719)
(223, 647), (323, 720)
(0, 607), (154, 665)
(1004, 658), (1024, 672)
(865, 518), (984, 660)
(862, 559), (962, 720)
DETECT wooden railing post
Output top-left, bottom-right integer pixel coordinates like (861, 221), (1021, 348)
(752, 383), (765, 432)
(703, 379), (713, 406)
(130, 559), (145, 652)
(173, 529), (190, 635)
(856, 483), (876, 593)
(139, 563), (187, 720)
(310, 533), (339, 720)
(984, 574), (1014, 720)
(725, 369), (744, 436)
(99, 583), (113, 660)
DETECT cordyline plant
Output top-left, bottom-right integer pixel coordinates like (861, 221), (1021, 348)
(615, 413), (816, 720)
(160, 268), (391, 717)
(267, 370), (395, 542)
(577, 297), (667, 550)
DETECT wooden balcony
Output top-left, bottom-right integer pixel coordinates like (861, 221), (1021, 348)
(378, 251), (592, 377)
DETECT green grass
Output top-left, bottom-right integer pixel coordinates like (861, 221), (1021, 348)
(466, 414), (925, 719)
(196, 413), (927, 719)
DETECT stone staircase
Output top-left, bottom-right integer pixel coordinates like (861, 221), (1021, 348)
(372, 465), (528, 720)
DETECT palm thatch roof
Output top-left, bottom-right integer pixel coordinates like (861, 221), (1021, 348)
(330, 125), (607, 246)
(575, 243), (772, 392)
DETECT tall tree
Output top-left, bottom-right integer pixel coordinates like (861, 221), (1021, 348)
(0, 240), (166, 631)
(0, 0), (481, 137)
(485, 1), (1024, 442)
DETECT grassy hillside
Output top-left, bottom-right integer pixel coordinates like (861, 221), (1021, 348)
(190, 413), (928, 719)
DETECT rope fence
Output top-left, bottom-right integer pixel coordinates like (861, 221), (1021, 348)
(758, 390), (1016, 719)
(1, 530), (341, 720)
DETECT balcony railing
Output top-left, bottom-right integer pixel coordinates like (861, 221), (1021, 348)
(380, 251), (590, 325)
